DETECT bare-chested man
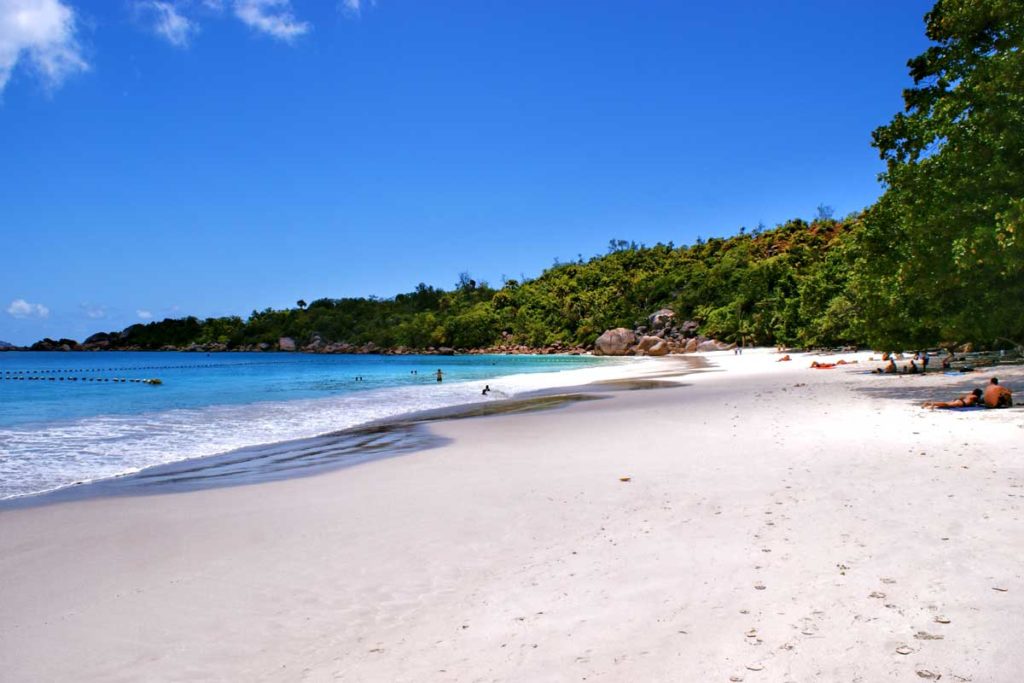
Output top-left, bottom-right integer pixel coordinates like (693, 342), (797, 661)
(983, 377), (1013, 408)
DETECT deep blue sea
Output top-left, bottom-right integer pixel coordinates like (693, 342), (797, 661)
(0, 351), (618, 500)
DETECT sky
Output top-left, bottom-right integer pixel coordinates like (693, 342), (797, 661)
(0, 0), (936, 345)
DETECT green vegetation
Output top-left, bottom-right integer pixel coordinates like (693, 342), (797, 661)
(95, 217), (861, 351)
(73, 0), (1024, 353)
(853, 0), (1024, 349)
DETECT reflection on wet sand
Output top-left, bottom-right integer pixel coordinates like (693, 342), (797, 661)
(6, 360), (701, 508)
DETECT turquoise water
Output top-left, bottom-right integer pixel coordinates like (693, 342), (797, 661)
(0, 351), (611, 500)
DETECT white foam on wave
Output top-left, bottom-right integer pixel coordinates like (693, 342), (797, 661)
(0, 357), (655, 500)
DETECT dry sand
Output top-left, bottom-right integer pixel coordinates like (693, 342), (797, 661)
(1, 349), (1022, 682)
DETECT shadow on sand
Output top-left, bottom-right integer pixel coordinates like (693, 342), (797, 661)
(850, 368), (1021, 409)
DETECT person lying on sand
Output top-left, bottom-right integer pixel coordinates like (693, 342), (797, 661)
(922, 389), (983, 409)
(777, 355), (792, 362)
(810, 361), (836, 369)
(983, 377), (1013, 408)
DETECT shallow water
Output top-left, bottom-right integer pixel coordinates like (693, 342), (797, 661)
(0, 351), (620, 500)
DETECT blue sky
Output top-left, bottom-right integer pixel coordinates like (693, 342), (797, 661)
(1, 0), (934, 345)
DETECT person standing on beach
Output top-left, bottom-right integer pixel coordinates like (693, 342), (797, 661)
(436, 369), (444, 383)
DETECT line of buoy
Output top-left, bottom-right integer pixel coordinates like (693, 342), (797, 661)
(2, 360), (306, 374)
(0, 376), (162, 384)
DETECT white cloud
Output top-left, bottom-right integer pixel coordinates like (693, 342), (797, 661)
(340, 0), (375, 19)
(137, 309), (153, 319)
(80, 303), (106, 319)
(0, 0), (87, 93)
(233, 0), (308, 41)
(7, 298), (50, 318)
(136, 1), (197, 48)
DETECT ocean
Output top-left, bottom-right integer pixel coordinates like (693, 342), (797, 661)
(0, 351), (627, 501)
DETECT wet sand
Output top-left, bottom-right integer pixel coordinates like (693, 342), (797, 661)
(1, 350), (1022, 681)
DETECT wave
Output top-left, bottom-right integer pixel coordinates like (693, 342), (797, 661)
(0, 358), (643, 500)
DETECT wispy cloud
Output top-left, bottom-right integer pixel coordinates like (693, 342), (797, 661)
(340, 0), (375, 19)
(80, 303), (107, 319)
(0, 0), (87, 94)
(7, 298), (50, 318)
(136, 1), (197, 48)
(137, 309), (153, 319)
(233, 0), (309, 41)
(341, 0), (360, 17)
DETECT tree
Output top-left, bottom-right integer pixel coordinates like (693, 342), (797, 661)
(853, 0), (1024, 348)
(296, 299), (307, 310)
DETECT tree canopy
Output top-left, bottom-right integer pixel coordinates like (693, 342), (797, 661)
(853, 0), (1024, 348)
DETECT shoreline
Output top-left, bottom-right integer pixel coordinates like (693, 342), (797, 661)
(2, 350), (1022, 680)
(0, 355), (700, 507)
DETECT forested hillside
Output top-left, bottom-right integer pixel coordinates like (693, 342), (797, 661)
(67, 216), (860, 352)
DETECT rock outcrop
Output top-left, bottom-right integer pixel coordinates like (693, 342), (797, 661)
(278, 337), (296, 352)
(648, 308), (676, 330)
(645, 339), (671, 356)
(594, 328), (637, 356)
(593, 308), (735, 356)
(696, 339), (735, 352)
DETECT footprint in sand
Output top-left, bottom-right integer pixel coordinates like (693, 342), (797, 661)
(797, 617), (818, 636)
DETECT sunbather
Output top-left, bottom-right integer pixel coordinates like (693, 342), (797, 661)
(874, 358), (898, 374)
(922, 389), (983, 409)
(983, 377), (1013, 408)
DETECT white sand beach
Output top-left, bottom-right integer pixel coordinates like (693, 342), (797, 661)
(1, 349), (1022, 682)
